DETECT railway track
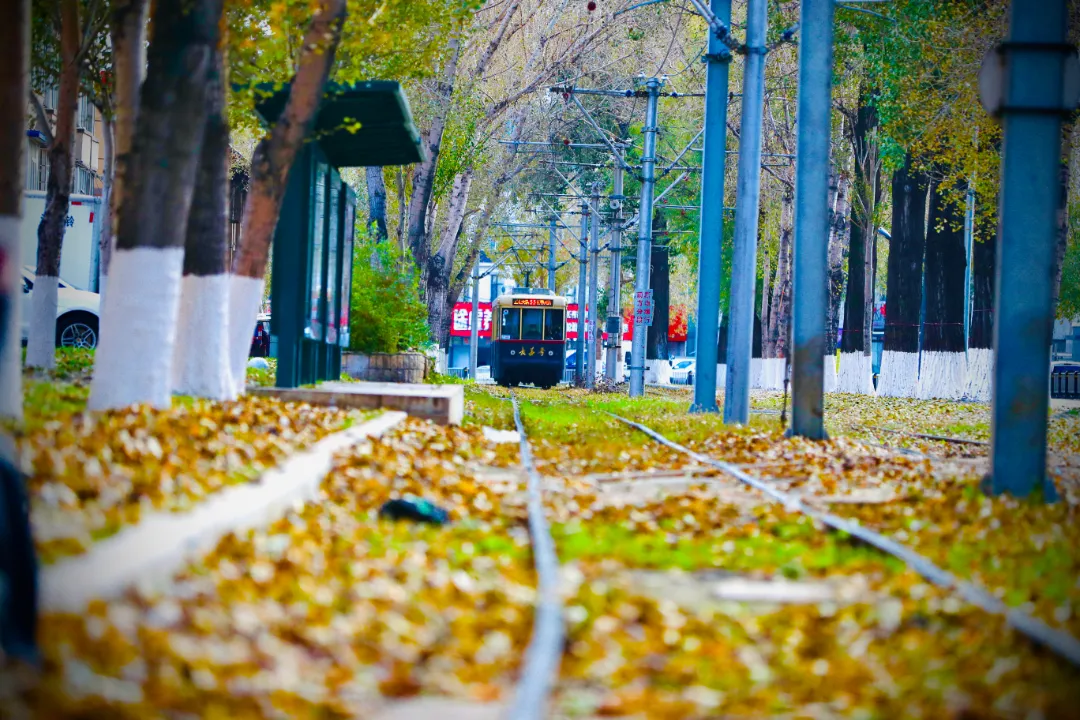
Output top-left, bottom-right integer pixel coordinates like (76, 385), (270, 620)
(604, 410), (1080, 667)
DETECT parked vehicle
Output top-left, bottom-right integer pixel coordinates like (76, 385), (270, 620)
(250, 313), (271, 357)
(669, 357), (696, 385)
(20, 266), (101, 348)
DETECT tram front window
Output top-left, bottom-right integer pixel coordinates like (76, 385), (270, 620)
(544, 310), (564, 340)
(500, 308), (520, 339)
(521, 309), (544, 340)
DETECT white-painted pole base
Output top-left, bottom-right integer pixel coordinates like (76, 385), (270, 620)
(0, 215), (22, 422)
(229, 274), (265, 396)
(42, 411), (407, 612)
(173, 274), (236, 400)
(823, 354), (838, 393)
(964, 348), (993, 403)
(876, 350), (920, 398)
(915, 351), (967, 401)
(749, 357), (764, 389)
(837, 351), (875, 395)
(89, 247), (185, 410)
(25, 275), (59, 370)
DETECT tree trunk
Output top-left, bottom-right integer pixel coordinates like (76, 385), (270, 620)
(173, 42), (233, 400)
(395, 167), (407, 251)
(406, 39), (462, 287)
(366, 166), (388, 241)
(838, 98), (879, 394)
(227, 0), (347, 395)
(916, 176), (967, 400)
(425, 171), (473, 344)
(965, 228), (995, 401)
(98, 115), (114, 297)
(760, 244), (772, 357)
(646, 214), (669, 362)
(769, 189), (794, 360)
(107, 0), (149, 299)
(878, 154), (929, 397)
(825, 171), (849, 392)
(27, 0), (81, 370)
(88, 0), (221, 411)
(0, 0), (29, 423)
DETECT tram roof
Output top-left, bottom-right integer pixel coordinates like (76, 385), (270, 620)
(492, 292), (568, 309)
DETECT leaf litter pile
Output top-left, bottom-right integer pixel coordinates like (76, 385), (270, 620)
(9, 386), (1080, 718)
(12, 385), (376, 563)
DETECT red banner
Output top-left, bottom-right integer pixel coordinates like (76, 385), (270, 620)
(600, 304), (688, 342)
(449, 302), (492, 337)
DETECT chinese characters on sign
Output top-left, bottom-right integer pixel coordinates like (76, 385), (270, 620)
(450, 302), (493, 337)
(511, 297), (554, 307)
(634, 290), (654, 327)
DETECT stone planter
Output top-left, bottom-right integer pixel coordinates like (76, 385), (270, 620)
(342, 352), (428, 384)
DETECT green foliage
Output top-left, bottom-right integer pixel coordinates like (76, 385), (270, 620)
(1059, 200), (1080, 320)
(246, 357), (278, 387)
(349, 235), (431, 354)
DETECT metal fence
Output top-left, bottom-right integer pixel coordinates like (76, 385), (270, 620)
(448, 367), (468, 380)
(670, 371), (694, 386)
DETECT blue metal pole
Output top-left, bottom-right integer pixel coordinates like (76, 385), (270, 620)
(548, 214), (557, 292)
(628, 78), (663, 397)
(789, 0), (834, 439)
(722, 0), (767, 425)
(605, 163), (625, 382)
(689, 0), (732, 414)
(963, 181), (975, 354)
(990, 0), (1071, 499)
(576, 200), (588, 382)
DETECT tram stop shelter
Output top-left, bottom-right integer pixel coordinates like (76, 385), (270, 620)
(254, 81), (424, 388)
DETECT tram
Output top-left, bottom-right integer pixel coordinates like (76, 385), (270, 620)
(491, 289), (567, 388)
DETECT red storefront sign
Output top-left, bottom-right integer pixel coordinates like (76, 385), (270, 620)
(600, 304), (689, 342)
(449, 302), (493, 337)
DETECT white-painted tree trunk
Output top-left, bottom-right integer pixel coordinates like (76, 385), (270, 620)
(173, 274), (235, 400)
(25, 275), (58, 368)
(750, 357), (764, 389)
(88, 247), (185, 410)
(228, 274), (264, 396)
(823, 354), (838, 393)
(915, 351), (967, 400)
(716, 364), (727, 393)
(837, 352), (875, 395)
(876, 350), (920, 398)
(0, 215), (22, 421)
(964, 348), (993, 403)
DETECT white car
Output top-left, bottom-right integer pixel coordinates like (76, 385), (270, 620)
(21, 266), (101, 348)
(669, 357), (696, 385)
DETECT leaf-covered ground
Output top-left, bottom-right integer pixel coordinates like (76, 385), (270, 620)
(8, 385), (1080, 718)
(11, 379), (376, 563)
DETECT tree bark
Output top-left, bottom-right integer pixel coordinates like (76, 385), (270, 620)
(840, 99), (879, 357)
(826, 172), (849, 348)
(768, 189), (794, 359)
(425, 171), (473, 344)
(760, 243), (772, 356)
(878, 154), (929, 397)
(0, 0), (30, 423)
(98, 115), (114, 296)
(26, 0), (81, 370)
(646, 214), (669, 361)
(107, 0), (149, 290)
(366, 166), (388, 241)
(173, 41), (233, 400)
(88, 0), (221, 411)
(227, 0), (347, 394)
(917, 175), (967, 399)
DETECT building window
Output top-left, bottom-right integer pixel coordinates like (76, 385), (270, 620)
(26, 142), (48, 191)
(77, 95), (95, 134)
(73, 164), (94, 195)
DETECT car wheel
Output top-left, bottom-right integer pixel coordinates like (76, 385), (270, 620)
(56, 314), (99, 349)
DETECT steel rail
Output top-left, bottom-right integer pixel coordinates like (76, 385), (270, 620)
(606, 412), (1080, 667)
(507, 395), (566, 720)
(857, 425), (990, 447)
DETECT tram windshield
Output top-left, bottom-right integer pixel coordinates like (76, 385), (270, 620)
(500, 308), (520, 339)
(521, 309), (544, 340)
(544, 310), (564, 340)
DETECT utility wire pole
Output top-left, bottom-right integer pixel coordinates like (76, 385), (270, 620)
(724, 0), (768, 425)
(587, 183), (601, 389)
(548, 215), (558, 292)
(629, 77), (664, 397)
(986, 0), (1077, 498)
(606, 160), (626, 382)
(963, 180), (975, 353)
(690, 0), (733, 413)
(790, 0), (835, 439)
(576, 200), (589, 382)
(469, 261), (480, 380)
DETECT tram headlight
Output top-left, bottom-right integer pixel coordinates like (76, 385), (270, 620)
(510, 350), (516, 356)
